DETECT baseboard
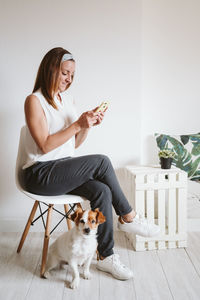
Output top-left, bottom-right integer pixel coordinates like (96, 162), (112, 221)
(0, 218), (199, 232)
(0, 218), (71, 232)
(0, 201), (92, 232)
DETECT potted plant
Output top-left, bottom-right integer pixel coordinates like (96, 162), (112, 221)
(158, 149), (175, 169)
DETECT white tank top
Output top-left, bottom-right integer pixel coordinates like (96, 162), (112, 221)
(22, 89), (78, 169)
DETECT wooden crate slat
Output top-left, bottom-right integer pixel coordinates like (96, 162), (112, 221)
(167, 173), (177, 248)
(157, 173), (166, 249)
(122, 166), (187, 251)
(177, 172), (187, 240)
(146, 174), (155, 250)
(134, 174), (145, 250)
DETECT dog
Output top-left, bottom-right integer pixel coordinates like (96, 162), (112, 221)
(43, 207), (106, 289)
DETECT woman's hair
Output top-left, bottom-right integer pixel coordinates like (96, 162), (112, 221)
(33, 47), (75, 109)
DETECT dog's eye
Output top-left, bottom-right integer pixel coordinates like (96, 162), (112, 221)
(80, 219), (85, 224)
(91, 220), (95, 224)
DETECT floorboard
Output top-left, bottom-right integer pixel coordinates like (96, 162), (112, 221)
(185, 232), (200, 276)
(158, 248), (200, 300)
(25, 233), (66, 300)
(0, 233), (42, 300)
(1, 232), (200, 300)
(126, 237), (173, 300)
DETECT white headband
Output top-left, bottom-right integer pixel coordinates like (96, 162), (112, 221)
(61, 53), (74, 62)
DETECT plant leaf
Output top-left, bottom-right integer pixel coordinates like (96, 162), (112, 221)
(180, 135), (189, 145)
(156, 134), (200, 180)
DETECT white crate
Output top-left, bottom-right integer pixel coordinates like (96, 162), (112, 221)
(120, 165), (188, 251)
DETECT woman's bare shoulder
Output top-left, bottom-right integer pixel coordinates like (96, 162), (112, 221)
(24, 94), (43, 116)
(25, 93), (40, 103)
(25, 93), (42, 108)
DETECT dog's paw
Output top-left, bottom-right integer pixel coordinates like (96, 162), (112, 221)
(43, 271), (50, 279)
(70, 278), (79, 289)
(83, 271), (92, 280)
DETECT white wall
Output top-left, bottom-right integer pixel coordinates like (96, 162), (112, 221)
(141, 0), (200, 165)
(0, 0), (141, 230)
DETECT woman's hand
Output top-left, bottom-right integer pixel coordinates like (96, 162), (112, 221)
(76, 111), (99, 129)
(93, 111), (104, 126)
(92, 107), (106, 126)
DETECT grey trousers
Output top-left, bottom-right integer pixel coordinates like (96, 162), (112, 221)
(22, 154), (132, 258)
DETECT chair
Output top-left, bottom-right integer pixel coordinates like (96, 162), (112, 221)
(16, 126), (86, 277)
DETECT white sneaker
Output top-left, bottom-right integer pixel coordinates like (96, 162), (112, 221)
(96, 254), (133, 280)
(118, 214), (160, 237)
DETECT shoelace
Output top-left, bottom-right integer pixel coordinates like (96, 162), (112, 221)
(133, 214), (146, 223)
(111, 254), (126, 269)
(133, 214), (153, 225)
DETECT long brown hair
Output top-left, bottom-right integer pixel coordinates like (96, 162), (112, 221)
(33, 47), (75, 109)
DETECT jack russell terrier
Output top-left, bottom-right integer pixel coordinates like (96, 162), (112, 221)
(43, 207), (106, 289)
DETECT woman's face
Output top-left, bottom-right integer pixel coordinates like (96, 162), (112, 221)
(58, 60), (75, 93)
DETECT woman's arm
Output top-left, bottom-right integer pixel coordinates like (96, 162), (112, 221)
(25, 95), (98, 154)
(75, 109), (105, 148)
(75, 128), (90, 148)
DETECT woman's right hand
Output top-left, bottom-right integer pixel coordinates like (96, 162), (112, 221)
(76, 111), (98, 129)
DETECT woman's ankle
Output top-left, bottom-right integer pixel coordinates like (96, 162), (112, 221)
(121, 210), (136, 223)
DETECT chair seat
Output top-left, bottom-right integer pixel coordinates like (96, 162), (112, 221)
(22, 190), (86, 205)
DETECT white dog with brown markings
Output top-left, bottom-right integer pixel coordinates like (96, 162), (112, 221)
(43, 207), (106, 289)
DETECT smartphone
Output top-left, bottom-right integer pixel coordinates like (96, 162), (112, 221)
(96, 101), (109, 112)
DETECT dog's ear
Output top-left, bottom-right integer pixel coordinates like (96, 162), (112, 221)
(94, 208), (106, 224)
(70, 207), (84, 223)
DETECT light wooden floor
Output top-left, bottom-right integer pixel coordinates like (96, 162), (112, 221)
(0, 231), (200, 300)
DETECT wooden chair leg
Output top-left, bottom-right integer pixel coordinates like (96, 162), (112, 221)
(40, 204), (53, 277)
(17, 201), (39, 253)
(64, 204), (72, 230)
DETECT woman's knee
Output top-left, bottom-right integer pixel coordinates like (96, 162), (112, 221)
(97, 155), (113, 172)
(91, 154), (111, 164)
(99, 154), (111, 164)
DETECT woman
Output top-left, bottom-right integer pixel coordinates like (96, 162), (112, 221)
(22, 47), (160, 281)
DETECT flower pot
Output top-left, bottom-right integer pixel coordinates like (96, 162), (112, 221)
(160, 157), (173, 169)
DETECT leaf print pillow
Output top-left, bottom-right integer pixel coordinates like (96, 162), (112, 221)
(155, 133), (200, 182)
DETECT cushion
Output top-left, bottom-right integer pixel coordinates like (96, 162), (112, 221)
(155, 133), (200, 182)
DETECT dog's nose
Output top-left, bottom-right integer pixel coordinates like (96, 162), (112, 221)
(84, 228), (90, 234)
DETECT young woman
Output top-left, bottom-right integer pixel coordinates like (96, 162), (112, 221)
(22, 47), (160, 281)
